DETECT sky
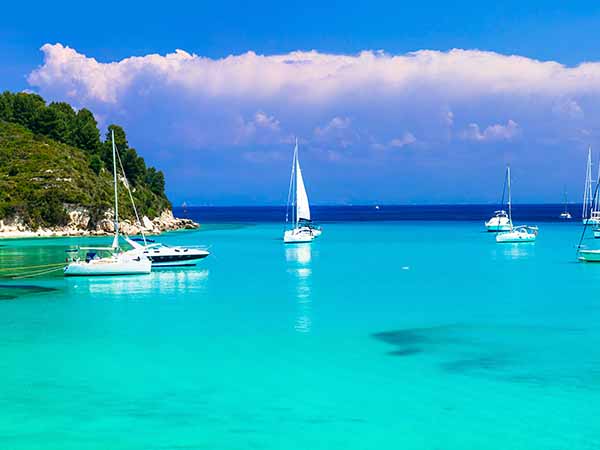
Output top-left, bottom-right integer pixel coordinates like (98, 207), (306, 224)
(3, 1), (600, 205)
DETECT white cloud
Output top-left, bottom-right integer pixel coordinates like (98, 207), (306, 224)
(25, 43), (600, 168)
(460, 120), (520, 142)
(389, 132), (417, 148)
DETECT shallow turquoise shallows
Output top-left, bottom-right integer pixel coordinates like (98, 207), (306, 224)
(1, 221), (600, 449)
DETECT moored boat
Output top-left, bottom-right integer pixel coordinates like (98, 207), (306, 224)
(495, 166), (538, 243)
(64, 130), (152, 277)
(125, 237), (209, 267)
(283, 139), (322, 244)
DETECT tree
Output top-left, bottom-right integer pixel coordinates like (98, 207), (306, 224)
(72, 109), (100, 153)
(122, 148), (147, 185)
(12, 93), (45, 128)
(145, 167), (165, 195)
(0, 91), (15, 122)
(48, 102), (77, 144)
(89, 155), (103, 175)
(32, 107), (67, 141)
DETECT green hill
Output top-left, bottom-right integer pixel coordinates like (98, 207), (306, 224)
(0, 92), (171, 230)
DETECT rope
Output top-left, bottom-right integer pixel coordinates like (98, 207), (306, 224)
(10, 266), (64, 280)
(0, 262), (67, 272)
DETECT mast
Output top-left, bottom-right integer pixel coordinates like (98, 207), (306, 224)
(507, 166), (512, 229)
(583, 147), (592, 220)
(112, 130), (119, 250)
(293, 140), (298, 226)
(284, 140), (296, 228)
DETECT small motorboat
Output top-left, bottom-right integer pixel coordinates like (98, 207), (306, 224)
(125, 237), (209, 267)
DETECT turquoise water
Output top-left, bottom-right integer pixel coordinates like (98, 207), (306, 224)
(1, 221), (600, 449)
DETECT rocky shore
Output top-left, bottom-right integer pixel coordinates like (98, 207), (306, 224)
(0, 208), (198, 238)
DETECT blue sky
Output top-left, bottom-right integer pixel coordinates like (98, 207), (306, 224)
(3, 1), (600, 204)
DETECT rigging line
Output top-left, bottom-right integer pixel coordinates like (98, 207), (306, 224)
(577, 166), (600, 253)
(114, 145), (147, 246)
(500, 167), (507, 210)
(284, 139), (296, 231)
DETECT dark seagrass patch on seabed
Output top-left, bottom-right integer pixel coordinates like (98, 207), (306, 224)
(0, 284), (57, 300)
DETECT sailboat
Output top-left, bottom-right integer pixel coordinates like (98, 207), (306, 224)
(495, 166), (538, 243)
(64, 131), (152, 276)
(559, 187), (572, 220)
(485, 169), (512, 232)
(283, 139), (321, 244)
(582, 147), (600, 224)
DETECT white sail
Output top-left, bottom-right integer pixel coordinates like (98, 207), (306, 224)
(295, 151), (311, 222)
(583, 147), (592, 220)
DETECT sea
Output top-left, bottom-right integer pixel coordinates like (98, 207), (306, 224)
(1, 204), (599, 450)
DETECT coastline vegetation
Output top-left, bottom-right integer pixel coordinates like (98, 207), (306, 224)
(0, 91), (171, 229)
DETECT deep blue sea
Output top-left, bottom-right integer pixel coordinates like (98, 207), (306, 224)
(1, 205), (599, 450)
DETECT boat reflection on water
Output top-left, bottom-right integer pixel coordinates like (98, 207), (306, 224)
(285, 244), (312, 333)
(493, 242), (535, 260)
(65, 268), (210, 297)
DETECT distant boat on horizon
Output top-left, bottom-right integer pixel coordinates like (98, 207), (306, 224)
(560, 187), (572, 220)
(485, 168), (512, 232)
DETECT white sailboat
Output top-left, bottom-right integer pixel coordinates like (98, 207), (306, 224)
(64, 131), (152, 276)
(496, 166), (538, 243)
(582, 147), (600, 224)
(283, 139), (321, 244)
(559, 187), (572, 220)
(485, 169), (512, 232)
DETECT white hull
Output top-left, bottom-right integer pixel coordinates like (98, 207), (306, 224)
(284, 228), (315, 243)
(560, 213), (572, 220)
(496, 230), (536, 243)
(485, 223), (512, 232)
(124, 238), (210, 267)
(583, 218), (600, 225)
(578, 249), (600, 262)
(485, 211), (511, 232)
(64, 257), (151, 276)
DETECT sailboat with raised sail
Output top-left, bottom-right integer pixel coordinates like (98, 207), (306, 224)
(495, 166), (538, 243)
(582, 147), (600, 224)
(64, 131), (151, 276)
(283, 139), (321, 243)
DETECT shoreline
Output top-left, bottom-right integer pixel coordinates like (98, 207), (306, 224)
(0, 209), (199, 240)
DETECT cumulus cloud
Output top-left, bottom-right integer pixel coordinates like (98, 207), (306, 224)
(460, 120), (520, 142)
(25, 43), (600, 202)
(389, 132), (417, 148)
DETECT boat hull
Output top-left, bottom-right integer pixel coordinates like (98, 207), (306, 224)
(64, 259), (151, 276)
(578, 249), (600, 262)
(496, 231), (536, 243)
(150, 254), (209, 267)
(485, 223), (512, 232)
(284, 228), (315, 243)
